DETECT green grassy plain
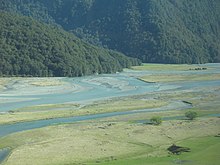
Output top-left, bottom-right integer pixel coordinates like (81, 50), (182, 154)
(139, 73), (220, 83)
(132, 63), (220, 83)
(131, 63), (202, 71)
(0, 98), (167, 125)
(1, 117), (219, 165)
(99, 136), (220, 165)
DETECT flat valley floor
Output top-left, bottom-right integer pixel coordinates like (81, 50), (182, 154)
(0, 63), (220, 165)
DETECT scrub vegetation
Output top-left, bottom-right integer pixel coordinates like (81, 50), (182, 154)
(150, 116), (162, 125)
(185, 111), (198, 120)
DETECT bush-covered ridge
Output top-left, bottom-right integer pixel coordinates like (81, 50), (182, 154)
(0, 12), (140, 77)
(1, 0), (219, 64)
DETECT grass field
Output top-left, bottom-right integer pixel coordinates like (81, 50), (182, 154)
(0, 98), (167, 125)
(133, 63), (220, 83)
(131, 63), (206, 71)
(99, 136), (220, 165)
(0, 116), (219, 165)
(139, 73), (220, 83)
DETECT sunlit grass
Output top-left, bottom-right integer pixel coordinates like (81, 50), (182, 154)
(15, 103), (80, 112)
(139, 73), (220, 83)
(0, 98), (167, 125)
(1, 117), (219, 165)
(99, 136), (220, 165)
(131, 63), (203, 71)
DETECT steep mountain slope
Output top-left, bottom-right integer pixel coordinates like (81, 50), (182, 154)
(0, 12), (140, 77)
(0, 0), (220, 63)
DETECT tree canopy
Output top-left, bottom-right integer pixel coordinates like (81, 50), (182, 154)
(0, 12), (140, 77)
(1, 0), (219, 64)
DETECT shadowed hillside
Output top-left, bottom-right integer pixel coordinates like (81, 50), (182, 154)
(0, 12), (140, 77)
(1, 0), (219, 63)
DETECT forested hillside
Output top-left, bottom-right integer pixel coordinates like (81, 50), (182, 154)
(0, 12), (140, 77)
(1, 0), (219, 63)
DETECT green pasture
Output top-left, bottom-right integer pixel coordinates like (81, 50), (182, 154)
(1, 116), (219, 165)
(131, 63), (207, 71)
(98, 136), (220, 165)
(139, 73), (220, 83)
(0, 98), (167, 125)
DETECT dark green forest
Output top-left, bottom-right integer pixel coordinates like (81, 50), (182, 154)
(0, 12), (140, 77)
(1, 0), (219, 64)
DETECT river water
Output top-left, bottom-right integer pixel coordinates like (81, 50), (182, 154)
(0, 74), (163, 112)
(0, 148), (10, 164)
(1, 64), (220, 112)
